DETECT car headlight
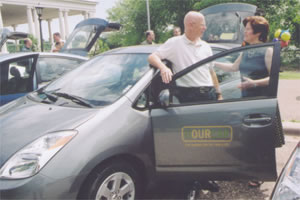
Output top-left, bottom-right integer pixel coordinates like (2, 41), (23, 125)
(271, 142), (300, 200)
(0, 130), (77, 179)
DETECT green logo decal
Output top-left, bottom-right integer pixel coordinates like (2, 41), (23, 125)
(182, 126), (232, 143)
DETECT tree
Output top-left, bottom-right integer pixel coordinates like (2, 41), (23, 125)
(108, 0), (299, 48)
(193, 0), (300, 47)
(107, 0), (198, 47)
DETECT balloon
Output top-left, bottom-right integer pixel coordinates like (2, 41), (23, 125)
(280, 40), (289, 48)
(281, 31), (291, 41)
(274, 29), (282, 38)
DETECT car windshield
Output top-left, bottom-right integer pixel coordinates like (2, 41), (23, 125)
(43, 53), (150, 106)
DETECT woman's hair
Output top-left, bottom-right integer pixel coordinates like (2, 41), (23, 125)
(243, 16), (269, 42)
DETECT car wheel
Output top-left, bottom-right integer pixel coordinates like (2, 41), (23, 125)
(83, 161), (141, 200)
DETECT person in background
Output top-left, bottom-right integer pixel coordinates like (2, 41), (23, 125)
(51, 32), (65, 52)
(173, 26), (182, 36)
(20, 38), (32, 52)
(53, 41), (64, 52)
(148, 11), (222, 102)
(141, 30), (156, 45)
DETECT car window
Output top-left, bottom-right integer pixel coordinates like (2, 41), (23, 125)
(36, 57), (84, 84)
(43, 53), (150, 106)
(203, 11), (241, 42)
(202, 10), (253, 43)
(170, 45), (274, 105)
(0, 57), (34, 95)
(65, 25), (97, 49)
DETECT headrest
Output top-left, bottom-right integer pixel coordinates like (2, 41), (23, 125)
(10, 67), (21, 78)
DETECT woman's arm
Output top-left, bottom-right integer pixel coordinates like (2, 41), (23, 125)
(214, 54), (242, 72)
(264, 47), (273, 74)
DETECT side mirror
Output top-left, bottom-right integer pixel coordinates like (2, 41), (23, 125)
(158, 89), (170, 107)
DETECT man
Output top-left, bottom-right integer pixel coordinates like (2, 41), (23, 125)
(173, 26), (181, 36)
(51, 32), (65, 52)
(141, 30), (156, 45)
(20, 38), (32, 52)
(148, 11), (222, 102)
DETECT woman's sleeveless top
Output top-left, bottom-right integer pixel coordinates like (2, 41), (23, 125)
(239, 48), (269, 97)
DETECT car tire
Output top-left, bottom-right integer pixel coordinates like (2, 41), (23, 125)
(82, 161), (141, 200)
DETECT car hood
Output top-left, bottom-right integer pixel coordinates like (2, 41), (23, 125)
(0, 97), (98, 168)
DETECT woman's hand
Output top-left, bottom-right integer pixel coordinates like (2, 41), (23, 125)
(238, 77), (256, 90)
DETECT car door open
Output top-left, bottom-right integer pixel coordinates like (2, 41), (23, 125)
(151, 42), (283, 181)
(0, 54), (38, 105)
(60, 18), (121, 57)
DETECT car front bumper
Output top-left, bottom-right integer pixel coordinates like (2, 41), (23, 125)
(0, 173), (78, 199)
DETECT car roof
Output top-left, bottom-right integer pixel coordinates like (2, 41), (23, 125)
(102, 45), (160, 55)
(101, 42), (232, 55)
(0, 52), (88, 62)
(0, 42), (235, 62)
(0, 52), (38, 62)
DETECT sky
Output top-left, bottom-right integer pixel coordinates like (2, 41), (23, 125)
(14, 0), (119, 41)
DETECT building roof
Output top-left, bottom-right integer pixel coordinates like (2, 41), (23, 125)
(1, 0), (98, 27)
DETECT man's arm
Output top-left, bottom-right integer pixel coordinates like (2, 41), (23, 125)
(209, 68), (223, 100)
(148, 53), (173, 83)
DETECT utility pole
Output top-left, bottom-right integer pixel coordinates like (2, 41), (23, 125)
(146, 0), (150, 30)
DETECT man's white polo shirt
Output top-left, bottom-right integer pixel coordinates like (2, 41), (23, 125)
(155, 34), (213, 87)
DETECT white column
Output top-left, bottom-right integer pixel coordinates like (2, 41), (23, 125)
(58, 9), (65, 40)
(89, 12), (96, 18)
(12, 24), (17, 32)
(0, 3), (3, 28)
(63, 10), (69, 39)
(12, 25), (18, 48)
(33, 8), (41, 51)
(26, 6), (34, 35)
(83, 11), (89, 20)
(47, 19), (52, 44)
(0, 3), (7, 53)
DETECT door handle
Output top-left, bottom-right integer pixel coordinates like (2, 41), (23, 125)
(243, 114), (272, 126)
(244, 117), (272, 124)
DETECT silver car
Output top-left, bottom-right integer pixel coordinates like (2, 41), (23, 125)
(0, 39), (284, 199)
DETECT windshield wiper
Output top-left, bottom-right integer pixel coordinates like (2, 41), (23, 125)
(34, 90), (58, 103)
(53, 92), (94, 108)
(43, 91), (58, 102)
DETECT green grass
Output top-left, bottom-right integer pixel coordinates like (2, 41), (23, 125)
(282, 120), (300, 123)
(290, 120), (300, 123)
(279, 71), (300, 80)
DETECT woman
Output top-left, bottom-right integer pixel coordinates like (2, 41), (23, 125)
(215, 16), (273, 98)
(215, 16), (272, 188)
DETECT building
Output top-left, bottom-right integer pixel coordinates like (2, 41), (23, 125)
(0, 0), (98, 51)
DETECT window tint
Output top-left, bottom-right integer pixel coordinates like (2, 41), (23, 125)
(0, 57), (34, 95)
(171, 45), (273, 105)
(65, 25), (97, 49)
(36, 57), (83, 84)
(202, 11), (251, 43)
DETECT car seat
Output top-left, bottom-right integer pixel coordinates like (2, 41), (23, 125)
(8, 66), (21, 93)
